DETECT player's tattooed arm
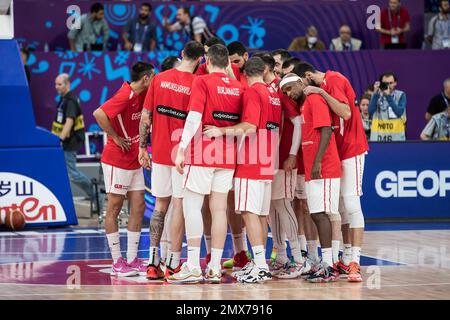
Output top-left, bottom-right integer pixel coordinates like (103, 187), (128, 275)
(150, 209), (165, 247)
(139, 109), (152, 148)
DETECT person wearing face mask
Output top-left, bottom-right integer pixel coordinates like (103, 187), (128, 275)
(288, 25), (326, 52)
(368, 72), (407, 141)
(122, 3), (157, 52)
(68, 2), (110, 52)
(427, 0), (450, 50)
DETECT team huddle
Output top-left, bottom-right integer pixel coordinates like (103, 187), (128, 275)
(93, 38), (368, 284)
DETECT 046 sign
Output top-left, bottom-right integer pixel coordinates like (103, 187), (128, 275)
(0, 172), (67, 224)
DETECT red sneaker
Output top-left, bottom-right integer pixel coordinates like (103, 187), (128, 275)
(336, 260), (350, 277)
(348, 262), (363, 282)
(146, 264), (164, 280)
(164, 264), (182, 282)
(232, 250), (251, 270)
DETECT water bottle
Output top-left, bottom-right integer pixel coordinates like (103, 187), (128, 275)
(44, 43), (49, 52)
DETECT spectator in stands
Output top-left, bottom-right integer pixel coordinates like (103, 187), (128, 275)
(369, 72), (407, 141)
(160, 56), (181, 72)
(425, 78), (450, 121)
(68, 3), (109, 52)
(376, 0), (411, 49)
(122, 3), (156, 52)
(227, 41), (249, 70)
(288, 25), (326, 51)
(20, 47), (31, 83)
(163, 7), (214, 44)
(359, 94), (372, 141)
(281, 57), (302, 77)
(270, 49), (291, 77)
(330, 25), (362, 51)
(52, 74), (93, 200)
(426, 0), (450, 50)
(420, 104), (450, 141)
(364, 84), (375, 97)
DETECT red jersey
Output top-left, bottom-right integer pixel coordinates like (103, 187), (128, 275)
(321, 71), (369, 161)
(301, 94), (341, 182)
(277, 87), (300, 170)
(235, 83), (282, 180)
(296, 100), (305, 175)
(100, 82), (146, 170)
(380, 7), (410, 45)
(187, 72), (244, 169)
(195, 63), (241, 81)
(143, 68), (195, 166)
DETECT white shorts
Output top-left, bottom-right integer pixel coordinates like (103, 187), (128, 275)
(151, 162), (184, 198)
(183, 165), (234, 195)
(305, 178), (340, 214)
(340, 153), (365, 197)
(295, 174), (307, 200)
(271, 169), (297, 200)
(102, 163), (145, 196)
(234, 178), (272, 216)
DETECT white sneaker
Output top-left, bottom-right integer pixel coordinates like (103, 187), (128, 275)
(205, 264), (221, 284)
(238, 265), (272, 283)
(301, 257), (320, 278)
(269, 259), (287, 276)
(231, 260), (254, 279)
(166, 262), (203, 284)
(275, 261), (302, 279)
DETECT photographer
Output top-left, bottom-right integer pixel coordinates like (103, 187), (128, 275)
(368, 72), (407, 141)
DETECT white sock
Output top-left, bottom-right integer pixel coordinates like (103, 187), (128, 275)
(290, 242), (303, 264)
(126, 230), (140, 263)
(352, 246), (361, 264)
(106, 232), (121, 263)
(160, 241), (168, 263)
(167, 251), (181, 270)
(343, 243), (352, 266)
(149, 246), (159, 266)
(210, 248), (223, 270)
(232, 233), (244, 254)
(299, 235), (307, 252)
(204, 235), (211, 255)
(276, 244), (289, 264)
(252, 245), (267, 268)
(332, 240), (340, 264)
(187, 246), (201, 269)
(307, 240), (318, 261)
(321, 247), (333, 267)
(242, 228), (249, 251)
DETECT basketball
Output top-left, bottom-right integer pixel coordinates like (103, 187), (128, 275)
(4, 210), (26, 231)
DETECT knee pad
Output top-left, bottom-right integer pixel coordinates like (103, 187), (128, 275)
(182, 191), (204, 240)
(342, 196), (365, 229)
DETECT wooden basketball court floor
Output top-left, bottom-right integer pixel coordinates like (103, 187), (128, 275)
(1, 222), (450, 300)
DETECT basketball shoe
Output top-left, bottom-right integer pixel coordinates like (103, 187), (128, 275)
(166, 262), (203, 284)
(205, 264), (222, 284)
(348, 262), (363, 282)
(231, 260), (254, 278)
(237, 265), (272, 283)
(306, 263), (339, 283)
(128, 258), (147, 276)
(300, 257), (320, 278)
(146, 263), (164, 280)
(111, 257), (138, 277)
(269, 259), (286, 276)
(336, 259), (350, 278)
(275, 261), (302, 279)
(164, 264), (182, 281)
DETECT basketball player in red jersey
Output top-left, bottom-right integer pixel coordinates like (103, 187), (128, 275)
(295, 63), (369, 282)
(139, 41), (205, 280)
(170, 44), (244, 284)
(93, 62), (154, 277)
(204, 56), (282, 283)
(227, 41), (249, 87)
(281, 74), (341, 283)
